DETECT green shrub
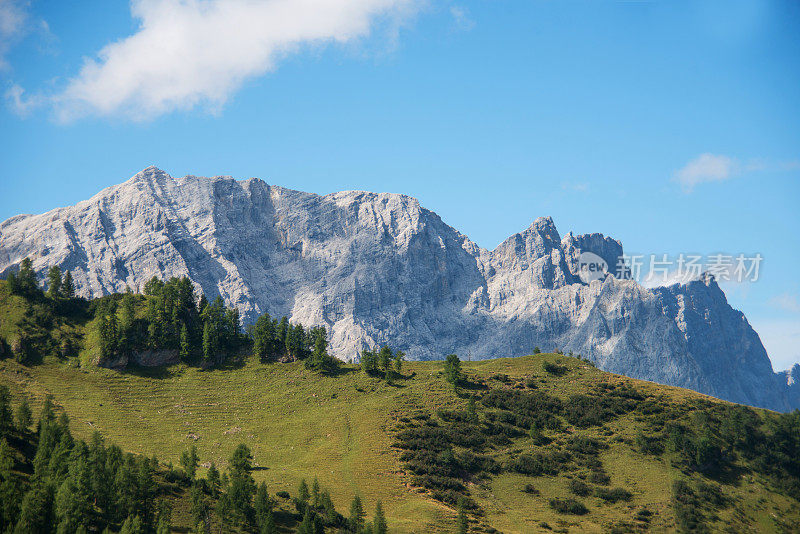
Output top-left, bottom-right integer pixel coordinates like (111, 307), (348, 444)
(568, 478), (591, 497)
(543, 362), (568, 376)
(595, 487), (632, 503)
(549, 497), (588, 515)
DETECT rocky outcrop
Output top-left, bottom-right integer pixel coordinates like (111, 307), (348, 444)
(1, 167), (795, 411)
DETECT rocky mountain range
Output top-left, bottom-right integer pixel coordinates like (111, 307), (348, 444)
(1, 166), (797, 411)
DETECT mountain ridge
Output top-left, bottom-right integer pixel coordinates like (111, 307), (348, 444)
(1, 166), (797, 411)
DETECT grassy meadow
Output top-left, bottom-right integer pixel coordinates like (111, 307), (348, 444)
(1, 351), (798, 533)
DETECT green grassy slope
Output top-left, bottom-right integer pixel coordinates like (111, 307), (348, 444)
(1, 281), (798, 533)
(1, 354), (798, 533)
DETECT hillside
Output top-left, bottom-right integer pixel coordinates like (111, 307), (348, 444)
(1, 282), (799, 532)
(1, 166), (797, 412)
(1, 278), (800, 532)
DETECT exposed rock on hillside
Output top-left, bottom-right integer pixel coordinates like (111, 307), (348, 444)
(1, 167), (794, 411)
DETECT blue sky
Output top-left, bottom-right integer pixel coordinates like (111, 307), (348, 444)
(1, 0), (798, 370)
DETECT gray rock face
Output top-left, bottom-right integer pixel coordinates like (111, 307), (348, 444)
(1, 167), (795, 411)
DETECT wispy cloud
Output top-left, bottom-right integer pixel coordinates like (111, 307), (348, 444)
(673, 153), (800, 193)
(450, 6), (475, 32)
(561, 181), (589, 193)
(11, 0), (421, 122)
(673, 153), (737, 192)
(0, 0), (30, 69)
(770, 292), (800, 314)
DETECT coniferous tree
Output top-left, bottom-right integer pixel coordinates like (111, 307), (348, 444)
(61, 271), (75, 299)
(297, 508), (315, 534)
(311, 477), (320, 507)
(361, 350), (378, 375)
(155, 499), (172, 534)
(378, 346), (393, 377)
(207, 462), (221, 497)
(197, 293), (209, 315)
(47, 266), (62, 299)
(180, 445), (199, 480)
(0, 438), (20, 528)
(202, 322), (214, 365)
(444, 354), (462, 386)
(394, 350), (405, 374)
(119, 515), (144, 534)
(349, 494), (365, 532)
(191, 481), (210, 530)
(0, 386), (12, 435)
(14, 482), (55, 533)
(457, 497), (468, 534)
(118, 293), (136, 353)
(227, 444), (255, 524)
(298, 479), (310, 503)
(276, 317), (289, 356)
(254, 481), (273, 531)
(15, 258), (38, 297)
(373, 501), (387, 534)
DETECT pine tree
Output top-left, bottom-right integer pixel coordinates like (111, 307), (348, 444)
(119, 293), (136, 352)
(444, 354), (462, 386)
(254, 482), (272, 530)
(379, 346), (392, 377)
(14, 483), (55, 533)
(47, 266), (62, 299)
(197, 293), (209, 315)
(457, 497), (468, 534)
(206, 462), (221, 497)
(202, 321), (213, 364)
(0, 438), (20, 529)
(297, 508), (314, 534)
(16, 258), (38, 296)
(119, 515), (144, 534)
(311, 477), (320, 507)
(349, 494), (365, 532)
(0, 386), (12, 434)
(180, 445), (199, 480)
(61, 271), (75, 299)
(298, 479), (310, 502)
(394, 350), (405, 374)
(373, 501), (387, 534)
(227, 444), (255, 523)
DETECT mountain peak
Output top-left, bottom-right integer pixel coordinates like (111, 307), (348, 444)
(0, 171), (793, 412)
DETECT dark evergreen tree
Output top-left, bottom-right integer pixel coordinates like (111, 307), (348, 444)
(13, 482), (55, 533)
(206, 462), (221, 497)
(457, 497), (469, 534)
(15, 258), (39, 297)
(379, 346), (392, 377)
(61, 271), (75, 299)
(46, 266), (62, 299)
(349, 494), (365, 532)
(180, 445), (199, 480)
(0, 438), (21, 529)
(0, 386), (12, 435)
(373, 501), (387, 534)
(226, 444), (255, 524)
(298, 479), (310, 503)
(444, 354), (462, 386)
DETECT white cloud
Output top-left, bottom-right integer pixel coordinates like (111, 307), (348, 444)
(770, 292), (800, 314)
(450, 5), (474, 31)
(0, 0), (30, 69)
(673, 153), (800, 193)
(673, 153), (737, 192)
(640, 268), (700, 289)
(34, 0), (420, 122)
